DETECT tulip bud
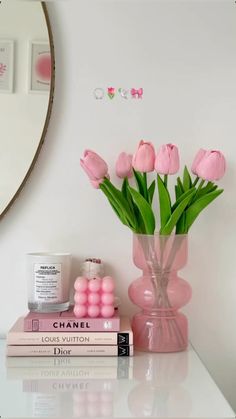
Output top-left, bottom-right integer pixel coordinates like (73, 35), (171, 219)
(191, 149), (207, 175)
(155, 144), (180, 175)
(80, 150), (109, 186)
(196, 150), (226, 181)
(132, 140), (155, 173)
(115, 152), (133, 178)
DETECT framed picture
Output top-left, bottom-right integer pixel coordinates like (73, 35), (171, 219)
(0, 40), (14, 93)
(29, 41), (51, 93)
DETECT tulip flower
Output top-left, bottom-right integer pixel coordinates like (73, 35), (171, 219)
(195, 150), (226, 181)
(115, 152), (133, 178)
(155, 144), (180, 175)
(80, 150), (109, 188)
(132, 140), (155, 173)
(108, 87), (115, 99)
(191, 149), (207, 175)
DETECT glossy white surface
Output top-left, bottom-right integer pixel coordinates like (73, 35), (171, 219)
(0, 340), (234, 419)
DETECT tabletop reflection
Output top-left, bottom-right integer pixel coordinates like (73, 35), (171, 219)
(3, 350), (191, 418)
(2, 341), (233, 418)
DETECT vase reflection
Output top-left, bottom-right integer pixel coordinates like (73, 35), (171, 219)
(128, 350), (192, 418)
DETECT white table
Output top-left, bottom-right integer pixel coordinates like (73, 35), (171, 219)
(0, 339), (234, 419)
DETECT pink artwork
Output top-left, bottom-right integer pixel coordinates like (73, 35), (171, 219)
(29, 42), (51, 93)
(35, 53), (51, 82)
(0, 63), (7, 77)
(0, 40), (14, 93)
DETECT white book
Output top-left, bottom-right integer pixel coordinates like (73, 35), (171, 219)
(7, 344), (134, 357)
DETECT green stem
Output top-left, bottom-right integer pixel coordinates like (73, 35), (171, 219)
(192, 179), (205, 202)
(198, 179), (205, 190)
(143, 172), (149, 201)
(193, 176), (199, 187)
(164, 174), (168, 188)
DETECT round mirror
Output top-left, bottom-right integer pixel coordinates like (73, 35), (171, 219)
(0, 1), (54, 219)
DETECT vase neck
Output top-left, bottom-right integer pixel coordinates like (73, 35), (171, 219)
(133, 234), (188, 271)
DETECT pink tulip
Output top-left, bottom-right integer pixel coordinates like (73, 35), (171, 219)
(108, 87), (115, 95)
(132, 140), (155, 173)
(191, 149), (207, 175)
(155, 143), (180, 175)
(195, 150), (226, 181)
(115, 152), (133, 178)
(80, 150), (108, 188)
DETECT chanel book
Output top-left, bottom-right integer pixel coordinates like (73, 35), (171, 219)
(7, 317), (133, 346)
(24, 306), (120, 332)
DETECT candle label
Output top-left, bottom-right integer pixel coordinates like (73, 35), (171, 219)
(33, 264), (62, 302)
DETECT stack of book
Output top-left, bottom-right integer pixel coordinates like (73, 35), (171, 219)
(6, 307), (133, 357)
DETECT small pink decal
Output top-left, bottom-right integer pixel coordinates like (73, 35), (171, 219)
(131, 88), (143, 99)
(107, 87), (115, 99)
(0, 63), (7, 77)
(118, 88), (129, 99)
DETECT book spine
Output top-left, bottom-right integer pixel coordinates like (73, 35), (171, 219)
(7, 331), (133, 346)
(7, 345), (134, 357)
(24, 317), (120, 332)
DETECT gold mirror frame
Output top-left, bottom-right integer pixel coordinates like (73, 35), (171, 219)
(0, 2), (55, 221)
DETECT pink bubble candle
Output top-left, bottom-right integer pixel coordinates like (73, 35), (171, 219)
(73, 276), (115, 318)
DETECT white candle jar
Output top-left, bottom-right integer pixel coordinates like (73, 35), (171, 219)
(27, 253), (71, 313)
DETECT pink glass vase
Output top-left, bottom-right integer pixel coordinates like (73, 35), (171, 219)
(128, 234), (191, 353)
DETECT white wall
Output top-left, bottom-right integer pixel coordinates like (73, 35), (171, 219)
(0, 0), (236, 410)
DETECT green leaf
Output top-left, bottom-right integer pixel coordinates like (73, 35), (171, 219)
(157, 175), (171, 230)
(100, 184), (130, 227)
(143, 172), (149, 201)
(176, 212), (186, 234)
(128, 186), (155, 234)
(122, 177), (133, 206)
(177, 177), (184, 195)
(133, 169), (145, 197)
(121, 178), (137, 220)
(121, 178), (146, 233)
(185, 189), (223, 231)
(193, 183), (217, 201)
(175, 185), (181, 200)
(148, 180), (156, 205)
(133, 205), (146, 233)
(183, 166), (192, 191)
(171, 187), (196, 212)
(103, 178), (137, 230)
(160, 190), (195, 235)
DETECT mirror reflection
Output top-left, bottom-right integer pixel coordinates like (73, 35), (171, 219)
(0, 0), (54, 218)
